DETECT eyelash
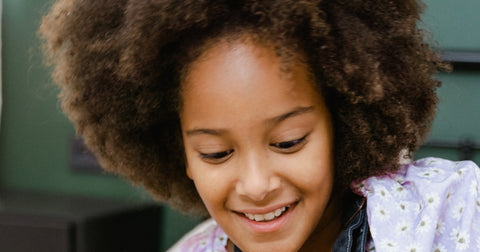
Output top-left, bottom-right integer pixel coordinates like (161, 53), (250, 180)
(270, 135), (308, 153)
(199, 150), (234, 163)
(199, 135), (308, 163)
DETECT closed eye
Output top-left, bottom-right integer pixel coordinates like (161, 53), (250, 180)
(199, 149), (234, 163)
(270, 135), (308, 153)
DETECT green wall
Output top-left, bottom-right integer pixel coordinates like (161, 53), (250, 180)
(416, 0), (480, 163)
(416, 71), (480, 164)
(0, 1), (200, 251)
(422, 0), (480, 50)
(0, 0), (478, 251)
(0, 1), (147, 201)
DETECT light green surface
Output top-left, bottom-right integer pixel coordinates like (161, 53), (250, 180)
(0, 0), (148, 201)
(416, 72), (480, 164)
(430, 72), (480, 139)
(416, 1), (480, 164)
(422, 0), (480, 50)
(0, 0), (478, 251)
(0, 1), (202, 251)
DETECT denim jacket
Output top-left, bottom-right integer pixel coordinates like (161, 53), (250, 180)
(332, 195), (368, 252)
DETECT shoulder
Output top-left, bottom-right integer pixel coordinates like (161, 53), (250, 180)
(354, 157), (480, 198)
(353, 157), (480, 251)
(355, 157), (479, 194)
(167, 218), (228, 252)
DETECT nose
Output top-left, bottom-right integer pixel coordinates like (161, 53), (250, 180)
(235, 153), (281, 201)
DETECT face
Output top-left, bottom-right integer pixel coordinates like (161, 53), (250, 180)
(181, 38), (336, 251)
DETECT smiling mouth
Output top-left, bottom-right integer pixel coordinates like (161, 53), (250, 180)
(243, 205), (290, 222)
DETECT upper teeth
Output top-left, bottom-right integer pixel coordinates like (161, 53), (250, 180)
(244, 206), (287, 222)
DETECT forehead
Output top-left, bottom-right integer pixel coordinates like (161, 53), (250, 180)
(179, 38), (323, 129)
(182, 35), (313, 96)
(182, 33), (310, 83)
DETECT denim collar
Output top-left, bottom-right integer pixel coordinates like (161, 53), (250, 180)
(332, 194), (369, 252)
(234, 195), (368, 252)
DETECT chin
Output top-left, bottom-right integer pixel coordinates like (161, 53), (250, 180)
(233, 234), (306, 252)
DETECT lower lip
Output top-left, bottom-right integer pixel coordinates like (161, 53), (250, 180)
(238, 204), (296, 233)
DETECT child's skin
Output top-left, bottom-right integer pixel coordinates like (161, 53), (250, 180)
(180, 36), (342, 251)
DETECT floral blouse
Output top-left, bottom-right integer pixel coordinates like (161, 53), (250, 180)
(354, 157), (480, 251)
(168, 158), (480, 252)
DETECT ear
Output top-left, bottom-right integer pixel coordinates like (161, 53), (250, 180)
(186, 164), (193, 180)
(183, 148), (193, 180)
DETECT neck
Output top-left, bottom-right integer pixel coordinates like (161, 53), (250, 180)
(298, 194), (343, 252)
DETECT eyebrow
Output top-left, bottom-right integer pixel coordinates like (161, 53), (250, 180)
(185, 106), (315, 137)
(185, 128), (226, 137)
(266, 106), (315, 125)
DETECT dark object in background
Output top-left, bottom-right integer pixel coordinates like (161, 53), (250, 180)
(423, 138), (479, 160)
(441, 50), (480, 71)
(0, 190), (160, 252)
(70, 137), (104, 174)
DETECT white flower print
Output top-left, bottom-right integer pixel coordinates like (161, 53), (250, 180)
(454, 167), (468, 180)
(392, 184), (408, 198)
(431, 167), (443, 175)
(395, 220), (411, 235)
(432, 243), (447, 252)
(406, 247), (417, 252)
(456, 233), (471, 250)
(405, 241), (424, 252)
(373, 204), (390, 222)
(378, 239), (398, 251)
(417, 169), (436, 178)
(394, 175), (405, 184)
(424, 192), (440, 209)
(452, 201), (466, 221)
(375, 185), (390, 198)
(445, 187), (454, 203)
(416, 202), (424, 214)
(470, 181), (479, 197)
(397, 201), (412, 213)
(358, 158), (480, 252)
(413, 202), (423, 216)
(435, 221), (445, 236)
(450, 228), (470, 250)
(415, 215), (432, 234)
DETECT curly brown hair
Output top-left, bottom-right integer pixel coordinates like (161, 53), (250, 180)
(40, 0), (443, 215)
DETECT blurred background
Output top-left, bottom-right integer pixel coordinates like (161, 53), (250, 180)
(0, 0), (478, 251)
(416, 0), (480, 162)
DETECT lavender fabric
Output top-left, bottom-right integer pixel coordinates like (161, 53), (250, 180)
(168, 218), (228, 252)
(169, 158), (480, 251)
(354, 157), (480, 251)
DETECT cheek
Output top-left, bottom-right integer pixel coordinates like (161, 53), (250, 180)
(189, 170), (220, 209)
(272, 149), (333, 202)
(290, 150), (334, 202)
(293, 136), (333, 186)
(185, 157), (231, 209)
(296, 157), (333, 193)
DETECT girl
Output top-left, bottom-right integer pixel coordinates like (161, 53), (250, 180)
(40, 0), (480, 251)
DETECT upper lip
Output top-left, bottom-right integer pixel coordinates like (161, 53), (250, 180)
(234, 201), (296, 215)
